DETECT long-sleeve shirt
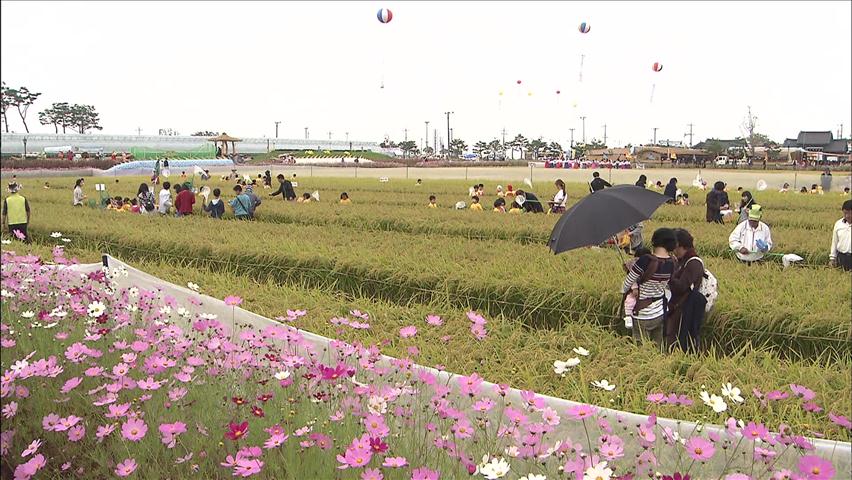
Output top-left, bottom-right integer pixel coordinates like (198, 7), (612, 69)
(270, 180), (296, 201)
(73, 186), (85, 206)
(830, 218), (852, 260)
(729, 221), (773, 262)
(229, 194), (252, 217)
(174, 190), (195, 215)
(620, 255), (675, 320)
(158, 189), (172, 214)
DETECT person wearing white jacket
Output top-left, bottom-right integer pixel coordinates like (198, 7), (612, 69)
(729, 205), (773, 263)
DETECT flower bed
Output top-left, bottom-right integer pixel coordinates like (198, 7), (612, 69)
(1, 250), (850, 479)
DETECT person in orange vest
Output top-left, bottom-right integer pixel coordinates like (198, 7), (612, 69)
(2, 182), (31, 243)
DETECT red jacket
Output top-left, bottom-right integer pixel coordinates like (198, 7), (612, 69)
(175, 190), (195, 214)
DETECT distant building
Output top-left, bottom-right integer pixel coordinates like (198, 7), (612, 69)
(782, 131), (850, 163)
(692, 138), (747, 154)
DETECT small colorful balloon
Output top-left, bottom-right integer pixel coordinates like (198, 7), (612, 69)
(527, 91), (533, 97)
(556, 90), (561, 94)
(516, 80), (522, 85)
(652, 62), (663, 72)
(578, 22), (590, 33)
(377, 8), (393, 23)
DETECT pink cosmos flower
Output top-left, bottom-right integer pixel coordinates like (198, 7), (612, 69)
(67, 424), (85, 442)
(121, 418), (148, 442)
(2, 402), (17, 419)
(264, 433), (288, 449)
(168, 387), (188, 402)
(754, 447), (777, 462)
(364, 414), (390, 438)
(59, 377), (83, 394)
(473, 398), (495, 413)
(426, 315), (443, 326)
(383, 456), (408, 468)
(13, 453), (45, 480)
(158, 421), (187, 448)
(399, 326), (417, 338)
(797, 455), (835, 480)
(225, 421), (249, 441)
(96, 423), (116, 441)
(724, 474), (749, 480)
(336, 445), (373, 469)
(802, 402), (823, 413)
(599, 440), (625, 460)
(362, 468), (384, 480)
(115, 458), (138, 477)
(233, 458), (264, 477)
(520, 390), (546, 411)
(743, 422), (769, 441)
(790, 384), (816, 401)
(766, 390), (789, 401)
(137, 377), (162, 391)
(458, 373), (484, 397)
(685, 437), (715, 462)
(53, 415), (81, 432)
(568, 404), (598, 420)
(21, 439), (41, 458)
(828, 412), (852, 430)
(411, 466), (440, 480)
(451, 418), (473, 439)
(224, 295), (243, 306)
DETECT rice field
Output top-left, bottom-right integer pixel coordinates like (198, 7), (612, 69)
(2, 173), (851, 443)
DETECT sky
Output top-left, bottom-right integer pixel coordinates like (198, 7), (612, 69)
(1, 1), (850, 148)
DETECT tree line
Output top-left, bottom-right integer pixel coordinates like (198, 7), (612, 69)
(381, 134), (577, 160)
(1, 81), (102, 134)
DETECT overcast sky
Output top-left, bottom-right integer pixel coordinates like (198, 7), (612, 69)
(2, 1), (850, 147)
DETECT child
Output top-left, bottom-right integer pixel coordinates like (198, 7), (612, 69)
(129, 198), (141, 214)
(505, 184), (515, 198)
(203, 188), (225, 219)
(493, 198), (506, 212)
(496, 185), (505, 198)
(180, 171), (187, 179)
(122, 198), (133, 212)
(43, 182), (50, 189)
(158, 181), (172, 215)
(415, 179), (423, 186)
(297, 192), (311, 203)
(622, 246), (651, 329)
(469, 196), (483, 211)
(476, 184), (485, 197)
(339, 192), (351, 205)
(427, 195), (437, 208)
(681, 193), (690, 205)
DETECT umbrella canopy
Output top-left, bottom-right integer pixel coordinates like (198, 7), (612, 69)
(548, 185), (669, 254)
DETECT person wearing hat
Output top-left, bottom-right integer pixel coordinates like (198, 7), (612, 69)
(728, 204), (773, 263)
(829, 200), (852, 271)
(513, 190), (544, 213)
(2, 183), (31, 243)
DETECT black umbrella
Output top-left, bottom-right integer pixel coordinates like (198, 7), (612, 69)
(548, 185), (669, 254)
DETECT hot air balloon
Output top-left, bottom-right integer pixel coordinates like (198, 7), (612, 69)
(377, 8), (393, 23)
(578, 22), (590, 33)
(652, 62), (663, 72)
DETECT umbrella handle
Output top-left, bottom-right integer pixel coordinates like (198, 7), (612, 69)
(612, 236), (627, 268)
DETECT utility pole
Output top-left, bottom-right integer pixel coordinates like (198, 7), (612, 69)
(602, 124), (607, 146)
(274, 121), (281, 139)
(328, 131), (332, 140)
(652, 127), (659, 146)
(568, 128), (575, 147)
(424, 121), (430, 150)
(433, 129), (437, 153)
(345, 132), (349, 142)
(304, 127), (309, 140)
(839, 124), (844, 139)
(685, 123), (694, 147)
(580, 116), (587, 143)
(136, 127), (142, 136)
(501, 128), (506, 147)
(404, 128), (408, 141)
(444, 111), (454, 155)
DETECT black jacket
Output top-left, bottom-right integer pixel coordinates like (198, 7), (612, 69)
(520, 192), (544, 213)
(270, 179), (296, 201)
(590, 178), (611, 192)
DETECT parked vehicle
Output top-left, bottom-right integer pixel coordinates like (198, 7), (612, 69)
(715, 155), (729, 166)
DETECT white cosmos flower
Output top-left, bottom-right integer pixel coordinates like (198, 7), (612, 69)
(592, 379), (616, 391)
(503, 446), (520, 458)
(159, 306), (172, 316)
(176, 307), (190, 318)
(125, 304), (138, 313)
(520, 475), (547, 480)
(721, 383), (744, 403)
(11, 359), (29, 373)
(44, 322), (58, 329)
(127, 287), (139, 297)
(553, 358), (581, 376)
(87, 301), (106, 318)
(478, 457), (511, 479)
(49, 307), (67, 318)
(1, 289), (15, 299)
(199, 313), (218, 321)
(1, 239), (10, 245)
(61, 238), (71, 243)
(573, 347), (590, 356)
(583, 461), (613, 480)
(274, 370), (291, 380)
(700, 391), (728, 413)
(367, 395), (388, 415)
(20, 311), (35, 319)
(50, 232), (62, 238)
(187, 282), (200, 292)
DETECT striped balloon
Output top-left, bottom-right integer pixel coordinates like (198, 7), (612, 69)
(377, 8), (393, 23)
(652, 62), (663, 72)
(578, 22), (590, 33)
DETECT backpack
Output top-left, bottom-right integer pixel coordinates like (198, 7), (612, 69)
(685, 257), (717, 312)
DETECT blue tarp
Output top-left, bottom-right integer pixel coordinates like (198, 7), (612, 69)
(104, 158), (234, 174)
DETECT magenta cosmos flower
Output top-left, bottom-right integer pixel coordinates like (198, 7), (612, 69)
(797, 455), (835, 480)
(425, 315), (443, 326)
(411, 467), (440, 480)
(685, 437), (715, 462)
(399, 326), (417, 338)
